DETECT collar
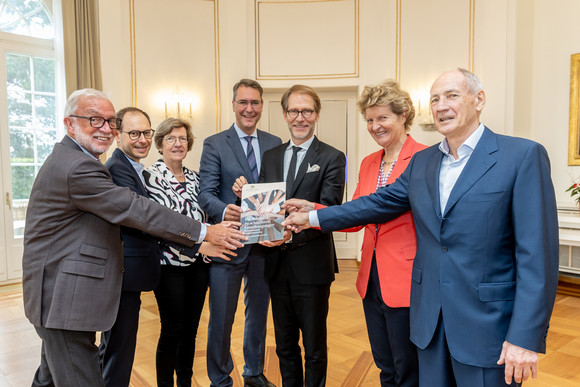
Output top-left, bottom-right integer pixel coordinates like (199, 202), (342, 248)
(439, 123), (485, 158)
(67, 135), (98, 160)
(234, 122), (257, 139)
(287, 135), (315, 151)
(123, 152), (144, 174)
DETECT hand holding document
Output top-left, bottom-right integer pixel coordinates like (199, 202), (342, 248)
(240, 182), (286, 244)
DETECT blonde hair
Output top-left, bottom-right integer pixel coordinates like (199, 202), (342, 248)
(357, 80), (415, 131)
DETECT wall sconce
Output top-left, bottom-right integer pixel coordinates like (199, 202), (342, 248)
(163, 90), (198, 121)
(412, 90), (435, 131)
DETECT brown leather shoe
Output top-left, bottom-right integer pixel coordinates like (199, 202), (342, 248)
(243, 373), (275, 387)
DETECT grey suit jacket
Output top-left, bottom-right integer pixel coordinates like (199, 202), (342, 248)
(198, 125), (281, 262)
(22, 136), (202, 332)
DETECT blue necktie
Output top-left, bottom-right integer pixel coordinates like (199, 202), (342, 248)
(244, 136), (259, 182)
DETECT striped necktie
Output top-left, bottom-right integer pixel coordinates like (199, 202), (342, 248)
(244, 136), (259, 182)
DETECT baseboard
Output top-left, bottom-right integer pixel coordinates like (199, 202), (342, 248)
(558, 274), (580, 297)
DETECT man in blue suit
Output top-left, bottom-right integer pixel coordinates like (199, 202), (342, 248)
(283, 69), (559, 387)
(199, 79), (282, 387)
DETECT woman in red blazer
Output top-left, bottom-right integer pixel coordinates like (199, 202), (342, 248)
(313, 80), (426, 386)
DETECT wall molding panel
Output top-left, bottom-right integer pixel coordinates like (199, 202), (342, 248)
(255, 0), (359, 79)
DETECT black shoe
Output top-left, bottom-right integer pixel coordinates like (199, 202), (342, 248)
(243, 373), (275, 387)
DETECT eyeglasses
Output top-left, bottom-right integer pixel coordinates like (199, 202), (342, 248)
(286, 109), (315, 119)
(119, 129), (154, 140)
(235, 100), (262, 108)
(165, 136), (188, 145)
(70, 115), (121, 129)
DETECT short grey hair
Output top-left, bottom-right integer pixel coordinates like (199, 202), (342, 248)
(457, 68), (483, 94)
(64, 88), (109, 117)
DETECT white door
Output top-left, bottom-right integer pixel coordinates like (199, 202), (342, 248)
(261, 89), (361, 259)
(0, 47), (58, 283)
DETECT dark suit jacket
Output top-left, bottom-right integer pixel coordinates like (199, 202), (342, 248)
(261, 136), (345, 284)
(198, 124), (282, 263)
(105, 148), (160, 292)
(22, 136), (202, 332)
(317, 127), (559, 367)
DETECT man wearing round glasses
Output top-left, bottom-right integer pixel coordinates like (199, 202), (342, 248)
(99, 107), (158, 386)
(23, 89), (246, 387)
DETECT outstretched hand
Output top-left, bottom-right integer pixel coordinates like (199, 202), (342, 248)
(205, 221), (246, 250)
(283, 198), (315, 213)
(198, 241), (236, 260)
(282, 212), (311, 233)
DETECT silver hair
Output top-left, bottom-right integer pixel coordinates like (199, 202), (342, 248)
(64, 88), (109, 117)
(457, 68), (483, 94)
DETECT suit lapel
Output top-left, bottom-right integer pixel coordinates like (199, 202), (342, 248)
(290, 137), (320, 198)
(363, 151), (383, 194)
(443, 127), (497, 216)
(114, 148), (148, 196)
(426, 150), (444, 219)
(225, 126), (255, 183)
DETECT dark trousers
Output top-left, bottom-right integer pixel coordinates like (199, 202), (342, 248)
(418, 314), (521, 387)
(33, 326), (104, 387)
(362, 256), (418, 387)
(206, 250), (270, 386)
(269, 253), (331, 387)
(155, 262), (209, 387)
(99, 290), (142, 386)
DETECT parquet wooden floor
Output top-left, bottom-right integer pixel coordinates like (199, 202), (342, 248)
(1, 260), (579, 386)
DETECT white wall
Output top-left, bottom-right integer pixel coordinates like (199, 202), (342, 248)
(97, 0), (580, 207)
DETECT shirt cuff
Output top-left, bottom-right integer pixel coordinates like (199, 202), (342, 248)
(309, 210), (320, 228)
(197, 223), (207, 243)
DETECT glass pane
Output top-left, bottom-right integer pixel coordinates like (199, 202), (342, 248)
(6, 0), (38, 14)
(29, 8), (53, 39)
(33, 57), (54, 92)
(11, 165), (35, 200)
(37, 128), (57, 160)
(6, 53), (31, 90)
(0, 0), (54, 39)
(7, 90), (32, 126)
(34, 94), (55, 127)
(9, 127), (34, 161)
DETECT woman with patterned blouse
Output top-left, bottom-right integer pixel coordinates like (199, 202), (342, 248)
(144, 117), (214, 387)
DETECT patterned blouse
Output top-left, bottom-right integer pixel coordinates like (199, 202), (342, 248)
(144, 160), (209, 266)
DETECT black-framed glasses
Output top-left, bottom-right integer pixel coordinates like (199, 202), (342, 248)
(286, 109), (314, 119)
(235, 99), (262, 108)
(70, 115), (122, 129)
(119, 129), (155, 140)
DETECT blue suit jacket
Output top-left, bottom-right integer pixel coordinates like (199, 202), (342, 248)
(198, 125), (282, 263)
(318, 127), (559, 367)
(105, 148), (161, 291)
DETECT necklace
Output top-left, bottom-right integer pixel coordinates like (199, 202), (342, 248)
(383, 152), (400, 166)
(170, 168), (184, 178)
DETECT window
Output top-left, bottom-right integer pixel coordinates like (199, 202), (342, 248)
(1, 0), (58, 242)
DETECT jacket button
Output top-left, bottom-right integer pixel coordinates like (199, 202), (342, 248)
(442, 246), (448, 252)
(121, 267), (125, 273)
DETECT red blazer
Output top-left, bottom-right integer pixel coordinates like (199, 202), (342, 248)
(316, 135), (426, 307)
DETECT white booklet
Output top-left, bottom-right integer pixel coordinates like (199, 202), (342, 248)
(240, 182), (286, 244)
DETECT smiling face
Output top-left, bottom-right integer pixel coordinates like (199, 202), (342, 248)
(365, 104), (407, 150)
(161, 126), (188, 164)
(116, 111), (152, 162)
(430, 70), (485, 143)
(233, 85), (263, 134)
(283, 92), (319, 145)
(64, 96), (116, 158)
